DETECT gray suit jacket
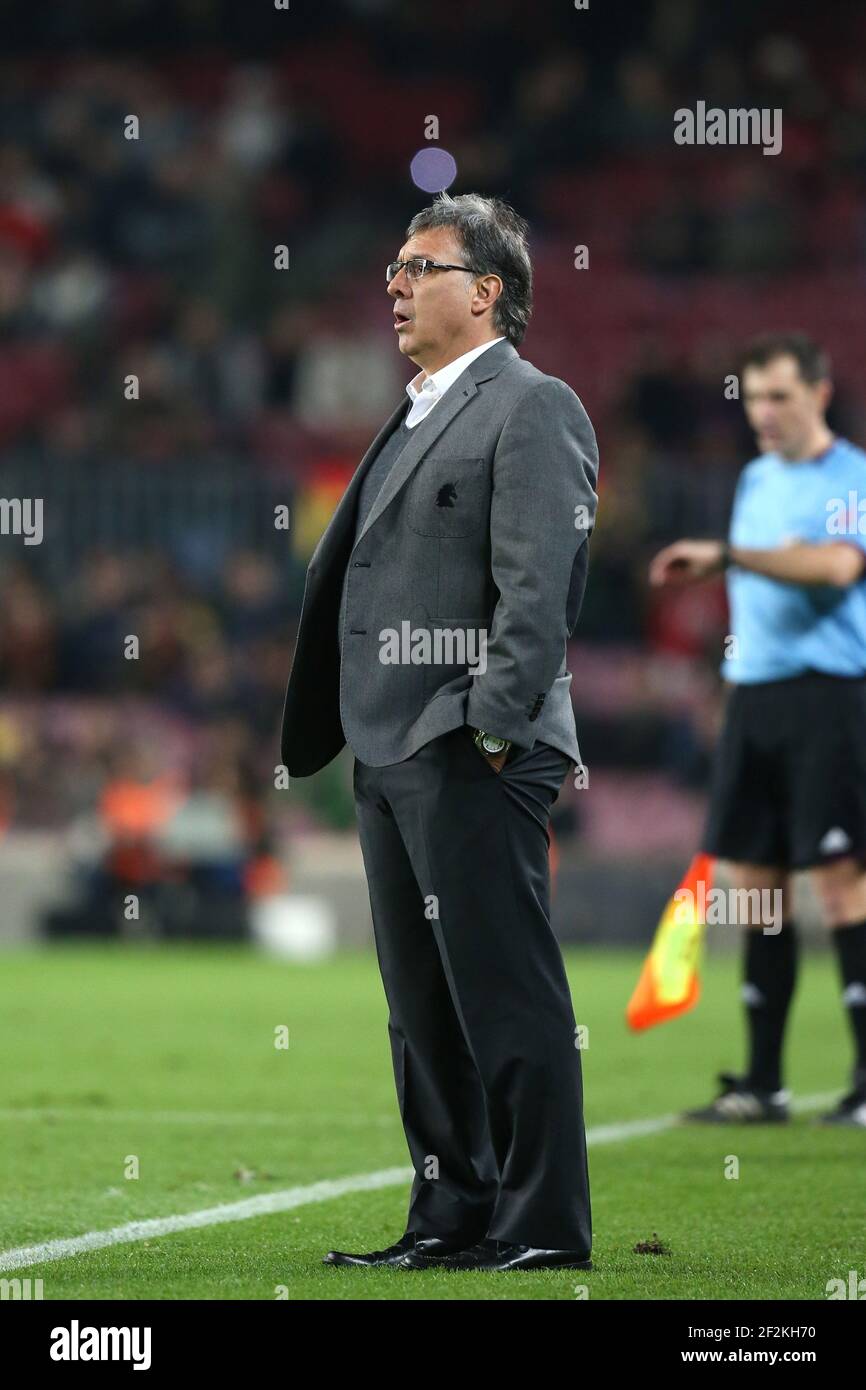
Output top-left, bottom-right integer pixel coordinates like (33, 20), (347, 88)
(281, 337), (599, 776)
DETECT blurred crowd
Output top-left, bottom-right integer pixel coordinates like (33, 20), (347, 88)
(0, 549), (295, 910)
(2, 0), (866, 461)
(0, 549), (287, 715)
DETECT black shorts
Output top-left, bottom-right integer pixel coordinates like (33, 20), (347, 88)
(702, 671), (866, 871)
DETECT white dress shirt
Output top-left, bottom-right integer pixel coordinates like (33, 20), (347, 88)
(404, 337), (505, 429)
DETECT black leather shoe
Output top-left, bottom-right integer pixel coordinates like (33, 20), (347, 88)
(323, 1232), (473, 1267)
(401, 1237), (593, 1271)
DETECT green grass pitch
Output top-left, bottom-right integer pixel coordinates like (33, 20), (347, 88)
(0, 942), (862, 1300)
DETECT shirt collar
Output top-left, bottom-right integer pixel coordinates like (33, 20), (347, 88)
(406, 337), (506, 404)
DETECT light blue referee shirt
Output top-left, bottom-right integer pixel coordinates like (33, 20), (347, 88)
(723, 437), (866, 682)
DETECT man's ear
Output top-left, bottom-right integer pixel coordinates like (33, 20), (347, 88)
(472, 274), (503, 317)
(815, 378), (834, 415)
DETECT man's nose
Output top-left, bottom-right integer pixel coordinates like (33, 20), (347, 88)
(388, 268), (412, 296)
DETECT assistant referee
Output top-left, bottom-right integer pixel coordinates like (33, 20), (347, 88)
(649, 333), (866, 1128)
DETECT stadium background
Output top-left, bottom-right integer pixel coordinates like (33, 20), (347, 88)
(6, 0), (866, 950)
(2, 0), (866, 1307)
(3, 0), (866, 948)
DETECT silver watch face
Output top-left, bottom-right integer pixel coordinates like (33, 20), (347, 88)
(481, 734), (506, 755)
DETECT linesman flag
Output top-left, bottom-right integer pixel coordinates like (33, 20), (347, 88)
(626, 852), (716, 1031)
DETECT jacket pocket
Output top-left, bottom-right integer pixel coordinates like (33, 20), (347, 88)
(407, 457), (488, 537)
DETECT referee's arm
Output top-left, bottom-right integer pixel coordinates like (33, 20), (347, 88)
(649, 538), (866, 588)
(728, 540), (866, 587)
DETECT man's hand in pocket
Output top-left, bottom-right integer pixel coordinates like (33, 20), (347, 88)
(466, 727), (509, 774)
(481, 748), (507, 774)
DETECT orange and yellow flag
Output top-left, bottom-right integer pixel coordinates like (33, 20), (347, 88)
(626, 852), (715, 1031)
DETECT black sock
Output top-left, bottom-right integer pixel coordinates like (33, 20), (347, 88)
(831, 918), (866, 1090)
(742, 922), (798, 1093)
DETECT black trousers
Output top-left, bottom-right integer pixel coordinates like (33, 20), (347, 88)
(353, 724), (592, 1253)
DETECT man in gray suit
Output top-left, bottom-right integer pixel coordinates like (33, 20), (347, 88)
(281, 192), (599, 1272)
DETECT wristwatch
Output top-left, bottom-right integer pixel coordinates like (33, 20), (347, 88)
(472, 728), (511, 757)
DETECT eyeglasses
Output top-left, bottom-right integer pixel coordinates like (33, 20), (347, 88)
(386, 257), (474, 283)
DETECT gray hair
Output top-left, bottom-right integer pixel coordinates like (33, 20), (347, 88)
(405, 191), (533, 347)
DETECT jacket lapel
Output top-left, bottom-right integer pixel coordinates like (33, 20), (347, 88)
(353, 376), (475, 549)
(311, 338), (518, 566)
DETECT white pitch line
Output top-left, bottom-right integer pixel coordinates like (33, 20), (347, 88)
(0, 1090), (840, 1274)
(0, 1168), (414, 1274)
